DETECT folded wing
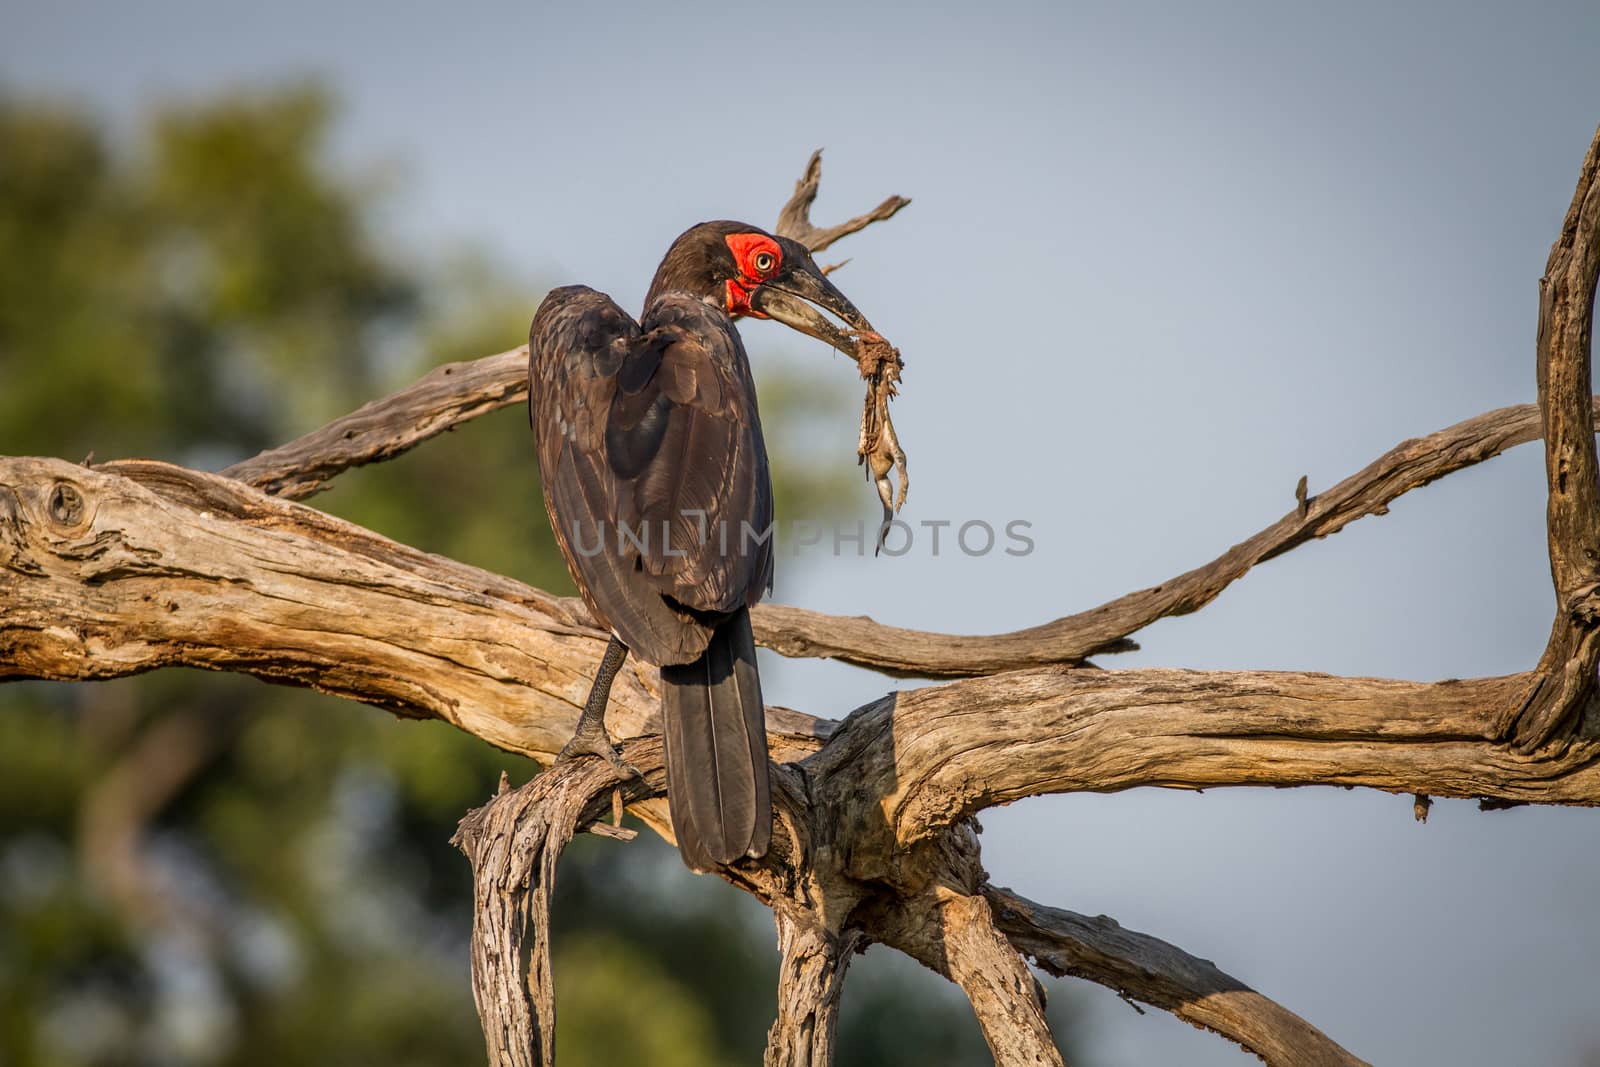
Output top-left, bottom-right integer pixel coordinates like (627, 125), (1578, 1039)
(530, 287), (773, 667)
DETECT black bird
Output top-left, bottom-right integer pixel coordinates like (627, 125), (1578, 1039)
(530, 221), (876, 871)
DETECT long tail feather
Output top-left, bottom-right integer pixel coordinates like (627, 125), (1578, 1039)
(660, 608), (771, 871)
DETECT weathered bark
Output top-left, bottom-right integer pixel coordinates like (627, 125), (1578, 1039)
(889, 891), (1067, 1067)
(0, 393), (1534, 1067)
(8, 457), (1597, 813)
(0, 396), (1576, 1067)
(1501, 124), (1600, 752)
(0, 456), (648, 758)
(452, 747), (656, 1067)
(765, 910), (862, 1067)
(7, 130), (1600, 1066)
(804, 670), (1600, 852)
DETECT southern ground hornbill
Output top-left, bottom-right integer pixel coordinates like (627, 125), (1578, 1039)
(529, 221), (880, 871)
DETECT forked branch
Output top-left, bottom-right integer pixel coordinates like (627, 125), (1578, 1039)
(775, 149), (912, 254)
(7, 131), (1600, 1066)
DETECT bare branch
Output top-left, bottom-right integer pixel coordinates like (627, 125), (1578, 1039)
(802, 670), (1600, 851)
(756, 398), (1597, 675)
(204, 325), (1600, 676)
(441, 716), (1367, 1067)
(0, 456), (838, 759)
(765, 909), (862, 1067)
(774, 150), (912, 254)
(190, 141), (1596, 682)
(1503, 120), (1600, 751)
(928, 892), (1067, 1066)
(0, 452), (1482, 1063)
(986, 887), (1369, 1067)
(10, 455), (1600, 814)
(1, 455), (650, 756)
(222, 347), (529, 500)
(1, 453), (1492, 1065)
(11, 127), (1600, 1066)
(451, 742), (657, 1066)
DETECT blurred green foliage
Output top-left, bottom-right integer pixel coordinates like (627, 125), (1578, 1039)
(0, 85), (1051, 1065)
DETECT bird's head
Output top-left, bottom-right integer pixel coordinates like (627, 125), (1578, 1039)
(646, 220), (876, 353)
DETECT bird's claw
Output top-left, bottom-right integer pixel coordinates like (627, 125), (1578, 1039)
(556, 728), (642, 780)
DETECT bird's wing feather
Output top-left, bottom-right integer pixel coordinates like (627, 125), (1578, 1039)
(621, 294), (773, 614)
(529, 287), (772, 666)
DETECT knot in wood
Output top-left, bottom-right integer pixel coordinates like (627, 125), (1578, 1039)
(47, 481), (85, 527)
(1565, 581), (1600, 625)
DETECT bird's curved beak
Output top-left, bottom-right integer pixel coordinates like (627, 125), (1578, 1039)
(750, 265), (875, 355)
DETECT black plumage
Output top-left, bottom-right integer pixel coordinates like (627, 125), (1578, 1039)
(529, 221), (873, 871)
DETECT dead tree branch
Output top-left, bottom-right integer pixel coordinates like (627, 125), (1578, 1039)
(8, 457), (1597, 810)
(765, 909), (863, 1067)
(452, 745), (659, 1067)
(877, 887), (1067, 1066)
(0, 432), (1579, 1067)
(804, 670), (1600, 850)
(749, 393), (1594, 673)
(8, 131), (1600, 1065)
(202, 155), (1599, 681)
(775, 149), (913, 254)
(1501, 125), (1600, 752)
(987, 887), (1370, 1066)
(214, 344), (1600, 675)
(223, 347), (530, 500)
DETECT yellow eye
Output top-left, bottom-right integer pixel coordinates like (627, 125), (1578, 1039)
(753, 251), (776, 274)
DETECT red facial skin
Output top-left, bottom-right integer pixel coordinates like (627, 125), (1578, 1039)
(723, 233), (783, 318)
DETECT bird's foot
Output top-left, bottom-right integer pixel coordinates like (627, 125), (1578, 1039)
(556, 726), (642, 780)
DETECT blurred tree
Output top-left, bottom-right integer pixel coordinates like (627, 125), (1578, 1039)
(0, 86), (1055, 1065)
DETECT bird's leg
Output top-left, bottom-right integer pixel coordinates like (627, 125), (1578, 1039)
(556, 636), (641, 777)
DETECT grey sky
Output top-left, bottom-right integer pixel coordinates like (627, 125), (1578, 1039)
(6, 0), (1600, 1062)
